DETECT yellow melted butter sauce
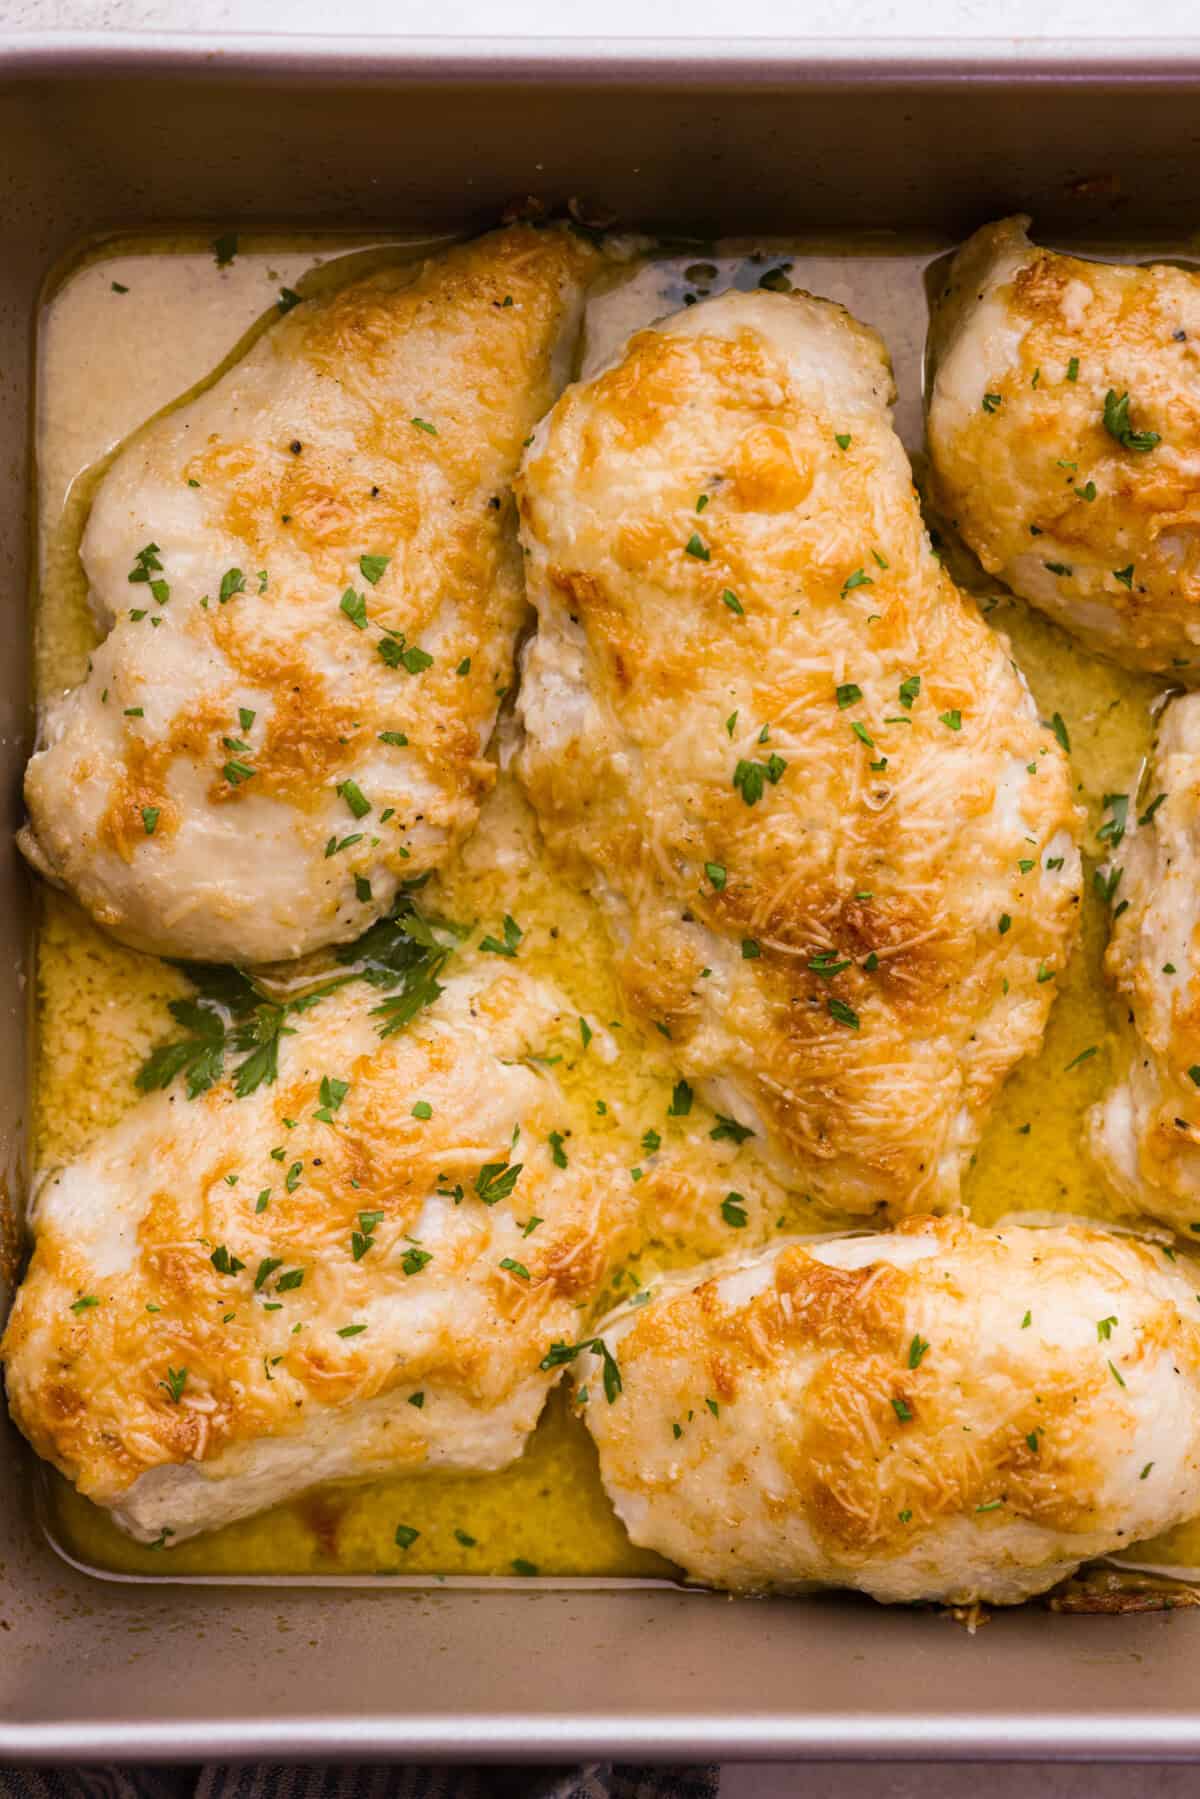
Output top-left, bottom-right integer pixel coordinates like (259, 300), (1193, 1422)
(29, 232), (1200, 1583)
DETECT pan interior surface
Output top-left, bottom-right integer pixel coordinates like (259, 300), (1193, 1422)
(8, 49), (1200, 1762)
(26, 225), (1200, 1586)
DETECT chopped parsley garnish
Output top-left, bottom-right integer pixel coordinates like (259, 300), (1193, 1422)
(705, 861), (727, 890)
(828, 997), (860, 1029)
(160, 1366), (188, 1403)
(899, 674), (921, 710)
(548, 1130), (568, 1169)
(378, 633), (434, 675)
(1103, 388), (1160, 453)
(1093, 864), (1123, 905)
(840, 568), (873, 598)
(1097, 1315), (1117, 1341)
(499, 1257), (531, 1281)
(668, 1079), (693, 1117)
(70, 1295), (99, 1314)
(710, 1113), (754, 1143)
(218, 567), (245, 603)
(313, 1075), (349, 1122)
(808, 952), (850, 979)
(1048, 712), (1070, 752)
(684, 533), (710, 561)
(412, 1100), (433, 1121)
(1064, 1045), (1098, 1072)
(732, 754), (786, 806)
(835, 432), (852, 451)
(540, 1335), (621, 1403)
(721, 1192), (748, 1228)
(908, 1334), (929, 1369)
(1097, 792), (1129, 847)
(981, 393), (1002, 413)
(360, 553), (390, 585)
(142, 807), (159, 836)
(1138, 793), (1167, 827)
(340, 587), (368, 629)
(1113, 564), (1135, 588)
(411, 418), (438, 435)
(139, 893), (456, 1101)
(475, 1161), (522, 1205)
(401, 1247), (433, 1276)
(891, 1396), (913, 1422)
(337, 779), (371, 819)
(836, 682), (863, 710)
(480, 914), (522, 957)
(394, 1524), (420, 1549)
(940, 710), (962, 731)
(722, 589), (744, 616)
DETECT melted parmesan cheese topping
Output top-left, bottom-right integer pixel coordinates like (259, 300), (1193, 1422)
(580, 1218), (1200, 1604)
(22, 226), (599, 963)
(928, 215), (1200, 677)
(517, 288), (1083, 1220)
(1090, 693), (1200, 1229)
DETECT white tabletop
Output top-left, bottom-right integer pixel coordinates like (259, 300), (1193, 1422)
(1, 0), (1199, 34)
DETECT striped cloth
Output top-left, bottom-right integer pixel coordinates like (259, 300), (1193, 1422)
(0, 1766), (720, 1799)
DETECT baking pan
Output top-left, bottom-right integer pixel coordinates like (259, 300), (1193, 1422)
(8, 34), (1200, 1764)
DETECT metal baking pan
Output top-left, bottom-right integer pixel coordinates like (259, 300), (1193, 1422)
(7, 32), (1200, 1764)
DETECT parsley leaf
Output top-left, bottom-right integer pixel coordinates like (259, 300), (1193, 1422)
(1103, 389), (1160, 453)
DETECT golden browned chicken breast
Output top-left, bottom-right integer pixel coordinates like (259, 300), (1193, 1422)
(515, 286), (1083, 1220)
(577, 1218), (1200, 1604)
(1090, 693), (1200, 1229)
(928, 215), (1200, 677)
(2, 961), (638, 1544)
(21, 227), (599, 964)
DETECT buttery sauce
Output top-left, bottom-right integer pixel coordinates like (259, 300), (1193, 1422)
(30, 231), (1198, 1583)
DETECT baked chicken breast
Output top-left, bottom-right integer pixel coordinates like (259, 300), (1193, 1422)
(928, 215), (1200, 677)
(577, 1218), (1200, 1604)
(1090, 694), (1200, 1229)
(2, 966), (637, 1544)
(516, 287), (1082, 1220)
(21, 226), (598, 964)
